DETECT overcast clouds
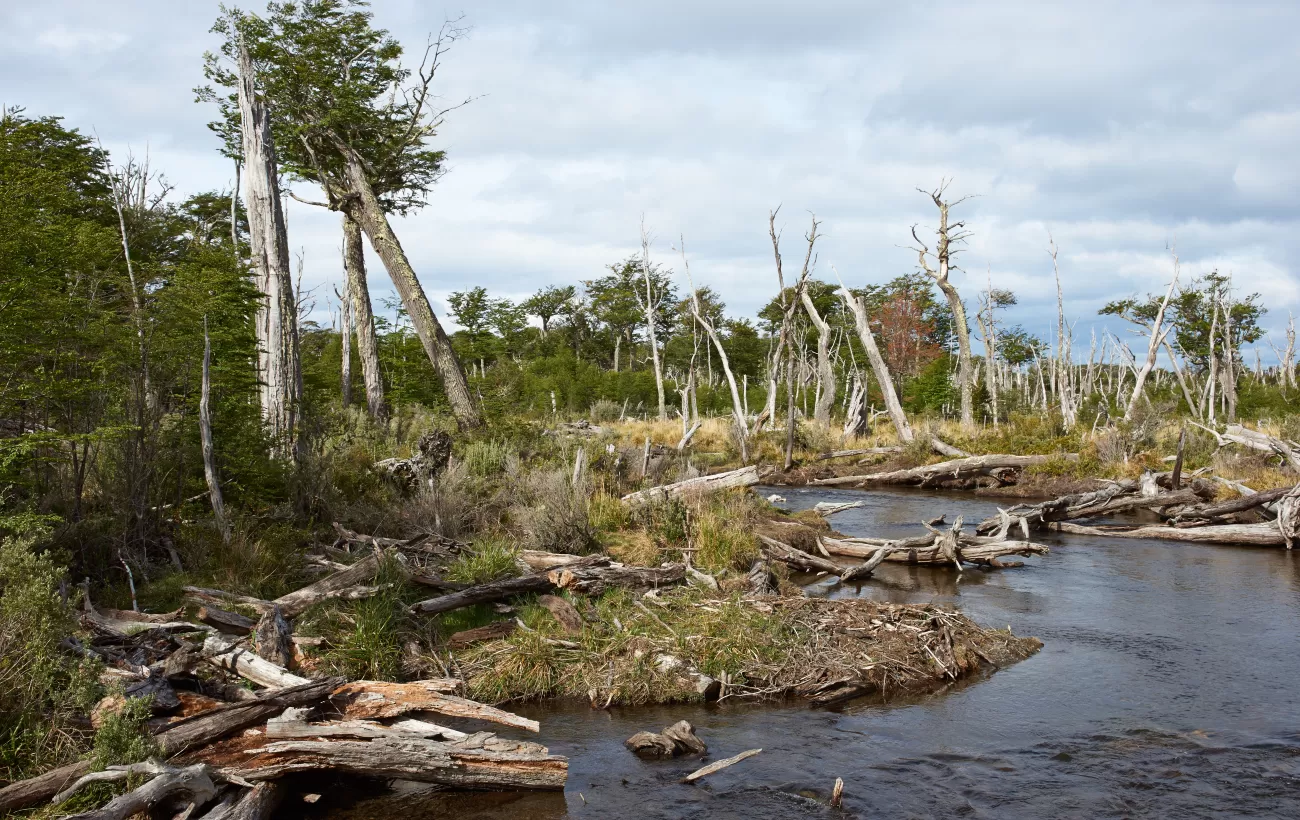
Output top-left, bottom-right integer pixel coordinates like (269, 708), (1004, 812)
(4, 0), (1299, 353)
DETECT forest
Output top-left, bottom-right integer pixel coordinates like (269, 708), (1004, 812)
(3, 0), (1299, 817)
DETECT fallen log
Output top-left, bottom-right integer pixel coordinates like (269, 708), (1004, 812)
(622, 465), (760, 506)
(683, 748), (762, 783)
(330, 679), (537, 732)
(197, 605), (257, 635)
(265, 713), (466, 742)
(203, 636), (310, 688)
(929, 437), (970, 458)
(184, 587), (274, 614)
(61, 762), (218, 820)
(625, 720), (707, 758)
(537, 594), (584, 634)
(757, 534), (843, 576)
(0, 760), (92, 814)
(814, 447), (903, 461)
(1219, 424), (1300, 472)
(253, 607), (293, 668)
(271, 554), (380, 618)
(155, 677), (345, 756)
(447, 620), (517, 648)
(820, 536), (1049, 567)
(204, 781), (282, 820)
(810, 454), (1075, 487)
(517, 549), (586, 572)
(1172, 485), (1292, 523)
(813, 500), (868, 516)
(229, 734), (567, 791)
(1048, 520), (1286, 546)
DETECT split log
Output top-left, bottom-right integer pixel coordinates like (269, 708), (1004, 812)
(156, 677), (345, 756)
(929, 437), (970, 458)
(229, 735), (566, 791)
(61, 763), (218, 820)
(621, 465), (759, 506)
(331, 679), (537, 732)
(0, 760), (92, 814)
(810, 454), (1075, 487)
(517, 549), (586, 572)
(197, 605), (257, 635)
(1171, 485), (1291, 524)
(820, 536), (1048, 567)
(1220, 424), (1300, 472)
(537, 594), (584, 634)
(203, 782), (282, 820)
(625, 720), (707, 758)
(757, 534), (843, 576)
(745, 560), (777, 593)
(683, 748), (762, 783)
(271, 553), (380, 618)
(202, 636), (310, 688)
(813, 500), (868, 516)
(253, 607), (293, 668)
(265, 714), (465, 742)
(183, 587), (274, 614)
(1048, 520), (1286, 546)
(836, 548), (889, 583)
(447, 620), (517, 647)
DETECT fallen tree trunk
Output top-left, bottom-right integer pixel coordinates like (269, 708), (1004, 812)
(156, 677), (345, 756)
(330, 679), (537, 732)
(197, 605), (257, 635)
(62, 762), (218, 820)
(271, 554), (380, 618)
(1049, 520), (1286, 545)
(0, 760), (92, 814)
(810, 454), (1075, 487)
(622, 465), (759, 506)
(228, 735), (567, 791)
(1219, 424), (1300, 472)
(203, 636), (310, 688)
(820, 536), (1049, 567)
(1171, 485), (1291, 523)
(757, 534), (843, 575)
(814, 447), (903, 461)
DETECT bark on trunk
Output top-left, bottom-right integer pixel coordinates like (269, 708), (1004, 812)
(811, 454), (1074, 487)
(838, 287), (914, 441)
(621, 465), (760, 506)
(341, 212), (387, 421)
(237, 42), (300, 459)
(200, 322), (230, 543)
(338, 149), (480, 429)
(800, 290), (836, 426)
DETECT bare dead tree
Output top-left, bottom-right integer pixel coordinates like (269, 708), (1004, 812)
(237, 40), (301, 458)
(912, 181), (976, 429)
(834, 265), (914, 442)
(334, 285), (352, 407)
(1125, 250), (1180, 421)
(201, 319), (231, 544)
(639, 217), (667, 421)
(800, 287), (835, 426)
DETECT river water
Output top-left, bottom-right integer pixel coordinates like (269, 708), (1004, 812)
(324, 485), (1300, 819)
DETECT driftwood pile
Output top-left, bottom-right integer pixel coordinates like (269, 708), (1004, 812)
(973, 471), (1300, 547)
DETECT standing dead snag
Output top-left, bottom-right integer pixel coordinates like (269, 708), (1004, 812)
(835, 266), (915, 442)
(912, 180), (975, 430)
(801, 286), (836, 426)
(236, 39), (301, 459)
(200, 319), (230, 543)
(1124, 249), (1180, 421)
(639, 217), (668, 421)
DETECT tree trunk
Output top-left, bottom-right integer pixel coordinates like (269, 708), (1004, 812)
(1126, 261), (1179, 421)
(838, 287), (914, 441)
(338, 283), (352, 407)
(341, 213), (388, 421)
(338, 149), (481, 429)
(237, 42), (300, 459)
(200, 322), (230, 544)
(801, 291), (835, 426)
(640, 220), (667, 420)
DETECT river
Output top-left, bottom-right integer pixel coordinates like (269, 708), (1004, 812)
(321, 485), (1300, 819)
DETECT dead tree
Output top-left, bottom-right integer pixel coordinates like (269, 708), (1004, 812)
(200, 320), (231, 543)
(237, 40), (301, 458)
(912, 181), (976, 430)
(801, 287), (836, 426)
(639, 217), (667, 421)
(335, 284), (352, 407)
(835, 267), (914, 442)
(340, 213), (388, 420)
(1124, 250), (1180, 421)
(679, 237), (749, 461)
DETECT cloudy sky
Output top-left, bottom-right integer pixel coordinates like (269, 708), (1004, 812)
(4, 0), (1299, 354)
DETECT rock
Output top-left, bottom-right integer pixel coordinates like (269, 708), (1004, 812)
(766, 494), (787, 503)
(625, 720), (708, 758)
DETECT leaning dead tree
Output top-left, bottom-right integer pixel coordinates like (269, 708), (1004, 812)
(801, 286), (836, 426)
(200, 320), (230, 544)
(340, 213), (388, 420)
(237, 40), (301, 458)
(1124, 249), (1180, 421)
(913, 181), (975, 430)
(760, 209), (818, 440)
(680, 237), (749, 462)
(835, 265), (914, 442)
(638, 217), (668, 421)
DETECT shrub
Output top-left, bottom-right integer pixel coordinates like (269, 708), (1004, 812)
(0, 537), (101, 780)
(588, 399), (623, 423)
(92, 695), (157, 768)
(461, 439), (512, 478)
(514, 469), (598, 555)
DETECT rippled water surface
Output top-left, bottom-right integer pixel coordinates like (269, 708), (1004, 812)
(321, 485), (1300, 819)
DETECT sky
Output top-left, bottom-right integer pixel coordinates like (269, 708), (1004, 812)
(4, 0), (1299, 357)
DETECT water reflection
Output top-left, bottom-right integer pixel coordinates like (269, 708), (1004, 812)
(315, 485), (1300, 819)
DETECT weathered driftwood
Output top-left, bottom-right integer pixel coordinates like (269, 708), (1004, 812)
(203, 636), (310, 688)
(202, 781), (282, 820)
(448, 620), (517, 647)
(836, 548), (890, 583)
(929, 437), (970, 458)
(814, 500), (868, 516)
(621, 465), (759, 506)
(253, 607), (293, 668)
(184, 587), (274, 614)
(1048, 520), (1286, 546)
(537, 594), (584, 634)
(332, 522), (466, 555)
(517, 549), (585, 572)
(683, 748), (762, 783)
(271, 553), (380, 618)
(815, 447), (903, 461)
(410, 557), (685, 615)
(820, 536), (1049, 568)
(265, 713), (466, 742)
(654, 655), (722, 700)
(155, 678), (345, 756)
(61, 762), (218, 820)
(810, 454), (1075, 487)
(625, 720), (707, 758)
(757, 534), (843, 576)
(330, 679), (537, 732)
(0, 760), (92, 814)
(1172, 485), (1291, 523)
(1214, 423), (1300, 471)
(197, 605), (257, 635)
(229, 735), (567, 791)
